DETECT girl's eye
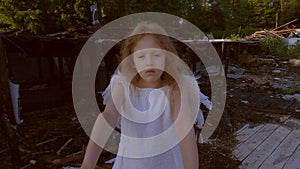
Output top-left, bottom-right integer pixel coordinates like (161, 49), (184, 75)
(153, 53), (162, 57)
(137, 55), (145, 58)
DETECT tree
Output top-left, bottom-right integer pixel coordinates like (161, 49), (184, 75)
(0, 0), (44, 33)
(278, 0), (300, 25)
(0, 0), (97, 34)
(0, 0), (189, 34)
(233, 0), (279, 29)
(0, 0), (298, 35)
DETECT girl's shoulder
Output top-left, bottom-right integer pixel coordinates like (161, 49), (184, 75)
(110, 74), (126, 83)
(102, 74), (127, 104)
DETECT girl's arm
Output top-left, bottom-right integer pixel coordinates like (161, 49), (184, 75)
(80, 139), (102, 169)
(179, 127), (199, 169)
(80, 94), (120, 169)
(172, 87), (199, 169)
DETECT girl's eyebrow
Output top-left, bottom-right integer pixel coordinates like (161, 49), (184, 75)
(134, 50), (145, 54)
(134, 48), (164, 54)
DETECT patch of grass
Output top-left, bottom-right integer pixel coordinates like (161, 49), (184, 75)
(259, 86), (265, 92)
(260, 37), (286, 57)
(228, 34), (241, 41)
(287, 44), (300, 58)
(260, 36), (300, 57)
(281, 87), (298, 94)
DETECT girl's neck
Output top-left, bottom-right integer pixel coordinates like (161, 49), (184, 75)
(135, 79), (164, 89)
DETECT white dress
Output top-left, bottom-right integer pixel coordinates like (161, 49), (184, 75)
(102, 76), (210, 169)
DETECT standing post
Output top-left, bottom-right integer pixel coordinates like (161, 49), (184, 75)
(90, 4), (100, 30)
(0, 37), (21, 168)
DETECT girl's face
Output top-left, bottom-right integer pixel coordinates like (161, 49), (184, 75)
(132, 35), (166, 88)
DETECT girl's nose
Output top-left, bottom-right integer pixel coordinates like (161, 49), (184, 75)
(145, 55), (153, 66)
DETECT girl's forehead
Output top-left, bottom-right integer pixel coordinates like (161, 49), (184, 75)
(134, 48), (164, 54)
(133, 35), (162, 51)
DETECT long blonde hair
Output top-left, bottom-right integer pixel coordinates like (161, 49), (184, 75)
(115, 22), (198, 117)
(119, 22), (180, 87)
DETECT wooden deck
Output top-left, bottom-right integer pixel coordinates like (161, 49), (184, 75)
(233, 118), (300, 169)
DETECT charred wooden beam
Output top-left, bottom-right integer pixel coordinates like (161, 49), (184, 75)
(0, 37), (21, 169)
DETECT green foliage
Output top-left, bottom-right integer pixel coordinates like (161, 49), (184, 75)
(227, 34), (241, 41)
(250, 0), (278, 28)
(0, 0), (299, 35)
(281, 87), (298, 94)
(287, 44), (300, 57)
(0, 0), (98, 34)
(239, 26), (257, 37)
(259, 86), (265, 92)
(261, 36), (300, 57)
(260, 36), (285, 56)
(0, 0), (44, 33)
(14, 9), (43, 34)
(278, 0), (300, 25)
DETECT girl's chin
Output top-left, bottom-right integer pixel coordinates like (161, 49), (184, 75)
(139, 77), (162, 85)
(142, 74), (162, 80)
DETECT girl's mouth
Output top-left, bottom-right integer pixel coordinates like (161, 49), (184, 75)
(145, 69), (155, 73)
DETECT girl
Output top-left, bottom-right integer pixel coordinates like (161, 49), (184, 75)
(80, 22), (207, 169)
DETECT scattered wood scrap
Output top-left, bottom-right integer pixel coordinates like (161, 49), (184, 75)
(272, 19), (298, 31)
(57, 138), (73, 155)
(245, 19), (299, 40)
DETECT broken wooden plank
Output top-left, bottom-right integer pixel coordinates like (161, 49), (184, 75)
(233, 123), (279, 160)
(241, 126), (291, 169)
(57, 138), (73, 155)
(258, 129), (300, 169)
(36, 138), (57, 147)
(264, 29), (283, 38)
(272, 19), (298, 31)
(282, 143), (300, 169)
(235, 124), (265, 143)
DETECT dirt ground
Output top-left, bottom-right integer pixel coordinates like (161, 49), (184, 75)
(0, 56), (299, 169)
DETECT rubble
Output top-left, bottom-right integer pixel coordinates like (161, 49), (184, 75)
(244, 19), (299, 40)
(256, 58), (276, 65)
(20, 160), (36, 169)
(227, 66), (248, 79)
(282, 94), (300, 102)
(272, 69), (282, 74)
(289, 59), (300, 66)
